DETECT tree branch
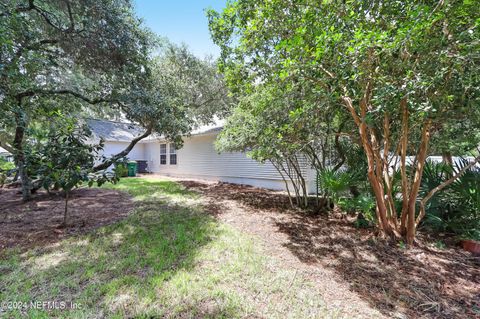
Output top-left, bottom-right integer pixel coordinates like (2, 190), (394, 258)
(13, 39), (59, 61)
(93, 127), (153, 172)
(16, 89), (111, 105)
(332, 120), (347, 172)
(15, 0), (80, 33)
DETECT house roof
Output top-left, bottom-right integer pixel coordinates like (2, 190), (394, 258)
(0, 147), (11, 155)
(87, 119), (150, 142)
(87, 118), (225, 142)
(189, 119), (225, 136)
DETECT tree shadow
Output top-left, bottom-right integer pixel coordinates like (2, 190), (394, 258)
(180, 180), (479, 318)
(0, 187), (133, 253)
(274, 212), (480, 318)
(0, 195), (222, 317)
(178, 180), (299, 213)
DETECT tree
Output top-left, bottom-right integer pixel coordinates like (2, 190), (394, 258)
(216, 82), (346, 208)
(92, 42), (232, 171)
(2, 1), (230, 201)
(30, 114), (116, 226)
(1, 0), (152, 200)
(209, 0), (480, 245)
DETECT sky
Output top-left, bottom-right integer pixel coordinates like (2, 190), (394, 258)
(134, 0), (227, 58)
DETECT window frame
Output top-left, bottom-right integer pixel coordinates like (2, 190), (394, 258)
(169, 143), (177, 165)
(160, 143), (167, 165)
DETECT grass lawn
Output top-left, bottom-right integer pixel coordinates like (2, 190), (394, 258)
(0, 178), (329, 318)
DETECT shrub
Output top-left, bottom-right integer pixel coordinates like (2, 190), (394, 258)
(420, 159), (480, 240)
(114, 162), (128, 178)
(338, 194), (377, 228)
(0, 158), (15, 187)
(0, 158), (14, 171)
(317, 168), (355, 204)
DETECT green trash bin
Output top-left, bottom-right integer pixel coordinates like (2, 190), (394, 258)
(127, 161), (137, 177)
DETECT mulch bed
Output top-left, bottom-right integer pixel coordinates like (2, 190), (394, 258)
(0, 187), (133, 254)
(180, 180), (480, 319)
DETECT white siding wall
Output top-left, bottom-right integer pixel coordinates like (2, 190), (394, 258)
(98, 141), (146, 171)
(145, 133), (317, 193)
(103, 141), (146, 160)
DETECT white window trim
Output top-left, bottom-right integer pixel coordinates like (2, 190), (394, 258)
(160, 143), (167, 165)
(169, 143), (177, 165)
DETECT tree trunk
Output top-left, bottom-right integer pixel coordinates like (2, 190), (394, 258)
(13, 111), (31, 201)
(63, 190), (70, 227)
(271, 160), (294, 208)
(442, 151), (453, 166)
(342, 95), (394, 237)
(405, 120), (431, 246)
(399, 98), (409, 234)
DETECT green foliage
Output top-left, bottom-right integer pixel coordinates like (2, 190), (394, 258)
(28, 114), (118, 192)
(1, 0), (230, 201)
(420, 160), (480, 240)
(133, 43), (232, 147)
(0, 158), (14, 186)
(338, 194), (377, 229)
(0, 158), (14, 171)
(435, 240), (446, 250)
(317, 168), (352, 202)
(0, 0), (155, 200)
(209, 0), (480, 232)
(114, 163), (128, 178)
(0, 0), (154, 133)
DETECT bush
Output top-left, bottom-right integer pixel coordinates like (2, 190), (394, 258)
(0, 158), (14, 171)
(114, 163), (128, 178)
(317, 168), (355, 203)
(420, 159), (480, 240)
(0, 159), (15, 187)
(338, 194), (377, 228)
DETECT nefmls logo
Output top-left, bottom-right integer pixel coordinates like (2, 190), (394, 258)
(29, 301), (82, 310)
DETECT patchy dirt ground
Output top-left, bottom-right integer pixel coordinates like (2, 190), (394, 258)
(1, 177), (478, 318)
(0, 187), (133, 253)
(179, 180), (480, 319)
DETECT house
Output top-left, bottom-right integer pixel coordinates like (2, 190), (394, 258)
(87, 119), (317, 193)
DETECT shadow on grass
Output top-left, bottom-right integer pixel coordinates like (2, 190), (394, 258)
(0, 179), (243, 318)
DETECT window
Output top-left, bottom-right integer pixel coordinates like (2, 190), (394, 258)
(169, 143), (177, 165)
(160, 144), (167, 165)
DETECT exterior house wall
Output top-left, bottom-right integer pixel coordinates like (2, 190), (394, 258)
(103, 141), (146, 161)
(145, 133), (317, 193)
(96, 141), (146, 171)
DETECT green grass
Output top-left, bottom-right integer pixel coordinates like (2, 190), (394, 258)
(0, 178), (331, 318)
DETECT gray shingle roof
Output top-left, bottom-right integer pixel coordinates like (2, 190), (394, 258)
(87, 119), (225, 142)
(87, 119), (147, 142)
